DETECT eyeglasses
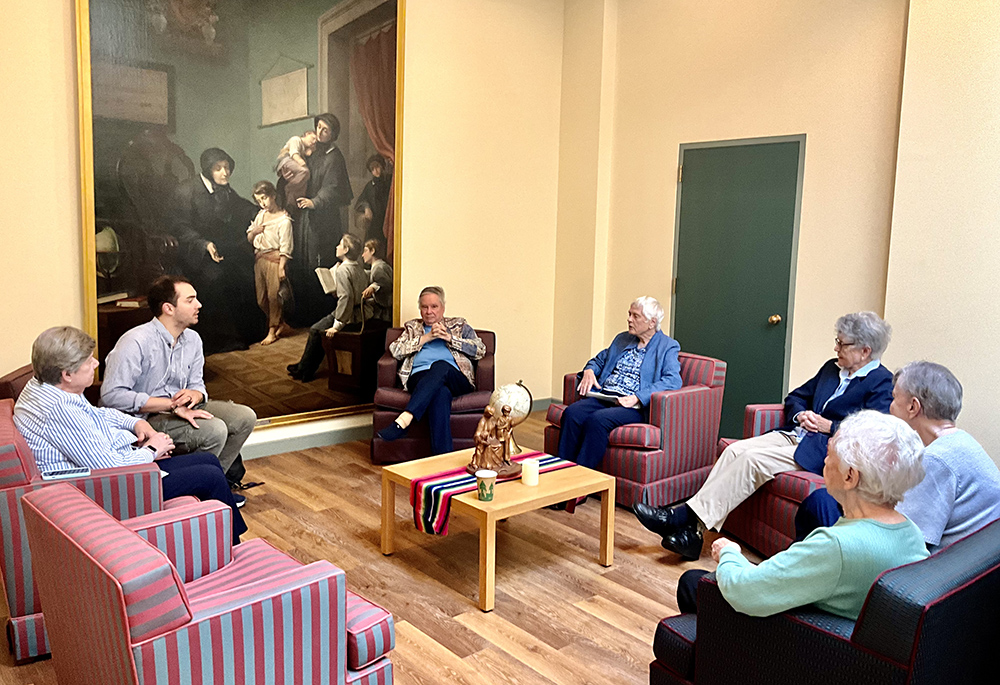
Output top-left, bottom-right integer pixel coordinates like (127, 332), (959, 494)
(834, 338), (857, 349)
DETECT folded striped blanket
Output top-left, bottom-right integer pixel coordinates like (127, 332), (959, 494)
(409, 451), (574, 534)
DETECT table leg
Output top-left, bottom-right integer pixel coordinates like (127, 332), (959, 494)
(479, 515), (496, 611)
(600, 483), (614, 566)
(381, 473), (395, 555)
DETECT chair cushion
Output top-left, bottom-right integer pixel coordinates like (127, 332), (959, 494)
(609, 423), (661, 449)
(653, 613), (697, 681)
(346, 591), (395, 670)
(374, 387), (491, 414)
(546, 403), (566, 426)
(184, 538), (300, 600)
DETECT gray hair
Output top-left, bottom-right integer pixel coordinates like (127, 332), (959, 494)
(631, 296), (665, 331)
(835, 311), (892, 358)
(31, 326), (96, 385)
(893, 361), (963, 422)
(830, 410), (925, 507)
(418, 286), (445, 305)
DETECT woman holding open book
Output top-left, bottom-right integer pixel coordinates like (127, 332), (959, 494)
(286, 234), (368, 382)
(557, 296), (682, 473)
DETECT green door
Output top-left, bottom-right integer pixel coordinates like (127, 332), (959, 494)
(672, 138), (802, 438)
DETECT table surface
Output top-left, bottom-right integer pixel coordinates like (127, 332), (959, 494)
(381, 448), (615, 611)
(383, 449), (614, 515)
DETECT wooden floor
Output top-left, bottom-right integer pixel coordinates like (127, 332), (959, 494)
(0, 412), (727, 685)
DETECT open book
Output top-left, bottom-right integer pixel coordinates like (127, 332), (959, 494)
(315, 266), (338, 295)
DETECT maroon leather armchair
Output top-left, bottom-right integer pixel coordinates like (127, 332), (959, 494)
(370, 328), (496, 465)
(0, 365), (33, 401)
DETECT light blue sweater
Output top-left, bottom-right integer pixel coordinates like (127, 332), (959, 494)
(716, 517), (929, 619)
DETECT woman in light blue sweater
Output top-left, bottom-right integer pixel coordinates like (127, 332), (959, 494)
(677, 410), (929, 620)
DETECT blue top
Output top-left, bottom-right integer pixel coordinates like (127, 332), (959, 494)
(717, 517), (929, 619)
(584, 330), (682, 412)
(410, 326), (460, 376)
(898, 429), (1000, 548)
(100, 318), (208, 417)
(781, 359), (893, 474)
(13, 378), (154, 471)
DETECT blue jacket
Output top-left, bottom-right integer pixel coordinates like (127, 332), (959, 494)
(583, 330), (682, 416)
(781, 359), (894, 474)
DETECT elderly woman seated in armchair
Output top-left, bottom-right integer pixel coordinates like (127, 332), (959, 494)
(675, 410), (929, 620)
(558, 296), (682, 476)
(635, 311), (894, 559)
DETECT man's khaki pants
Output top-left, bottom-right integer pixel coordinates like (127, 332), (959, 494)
(147, 400), (256, 475)
(686, 432), (803, 531)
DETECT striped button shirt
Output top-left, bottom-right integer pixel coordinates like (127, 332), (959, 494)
(13, 378), (154, 472)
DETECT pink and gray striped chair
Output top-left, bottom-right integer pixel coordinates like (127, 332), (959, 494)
(0, 398), (198, 661)
(21, 483), (394, 685)
(717, 404), (825, 558)
(544, 352), (727, 507)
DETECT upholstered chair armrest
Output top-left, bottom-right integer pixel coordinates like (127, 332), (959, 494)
(744, 404), (785, 438)
(562, 373), (582, 405)
(123, 500), (233, 583)
(58, 463), (167, 520)
(648, 386), (723, 473)
(693, 575), (901, 684)
(377, 350), (400, 389)
(162, 495), (199, 510)
(474, 355), (495, 392)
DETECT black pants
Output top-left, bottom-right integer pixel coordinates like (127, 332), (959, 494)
(295, 314), (362, 377)
(158, 452), (248, 545)
(677, 569), (711, 614)
(406, 361), (473, 455)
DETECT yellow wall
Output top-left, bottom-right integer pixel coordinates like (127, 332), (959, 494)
(0, 0), (84, 372)
(400, 0), (565, 397)
(605, 0), (909, 388)
(884, 0), (1000, 463)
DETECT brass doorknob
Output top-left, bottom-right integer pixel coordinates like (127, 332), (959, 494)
(768, 314), (782, 325)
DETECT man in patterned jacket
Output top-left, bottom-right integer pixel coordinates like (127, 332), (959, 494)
(376, 285), (485, 455)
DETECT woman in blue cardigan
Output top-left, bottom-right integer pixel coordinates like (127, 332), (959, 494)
(558, 296), (682, 472)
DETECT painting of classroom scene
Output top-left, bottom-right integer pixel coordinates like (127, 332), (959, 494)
(88, 0), (398, 420)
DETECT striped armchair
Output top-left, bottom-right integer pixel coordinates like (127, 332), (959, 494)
(21, 484), (395, 685)
(0, 398), (197, 660)
(544, 353), (727, 507)
(717, 404), (825, 557)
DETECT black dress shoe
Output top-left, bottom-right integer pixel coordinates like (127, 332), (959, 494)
(661, 525), (703, 561)
(377, 422), (409, 442)
(287, 363), (303, 379)
(633, 502), (689, 537)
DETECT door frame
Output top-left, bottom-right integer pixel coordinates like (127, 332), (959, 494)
(669, 134), (807, 392)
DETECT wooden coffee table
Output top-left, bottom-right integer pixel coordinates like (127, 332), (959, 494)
(381, 449), (615, 611)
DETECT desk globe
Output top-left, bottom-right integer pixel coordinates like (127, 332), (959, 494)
(489, 380), (533, 455)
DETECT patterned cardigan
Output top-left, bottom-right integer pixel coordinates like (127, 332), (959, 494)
(389, 317), (486, 390)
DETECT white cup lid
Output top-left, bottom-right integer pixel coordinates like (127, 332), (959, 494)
(475, 470), (498, 478)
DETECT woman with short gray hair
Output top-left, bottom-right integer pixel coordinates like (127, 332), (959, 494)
(635, 310), (895, 560)
(676, 410), (928, 620)
(557, 296), (681, 483)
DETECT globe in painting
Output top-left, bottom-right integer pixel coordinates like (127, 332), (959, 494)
(489, 380), (533, 426)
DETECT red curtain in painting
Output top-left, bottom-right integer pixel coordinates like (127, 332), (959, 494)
(350, 24), (397, 259)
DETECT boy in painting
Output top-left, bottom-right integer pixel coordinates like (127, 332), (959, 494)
(246, 180), (293, 345)
(276, 129), (317, 210)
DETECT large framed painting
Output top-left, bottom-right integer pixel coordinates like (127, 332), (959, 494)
(76, 0), (404, 426)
